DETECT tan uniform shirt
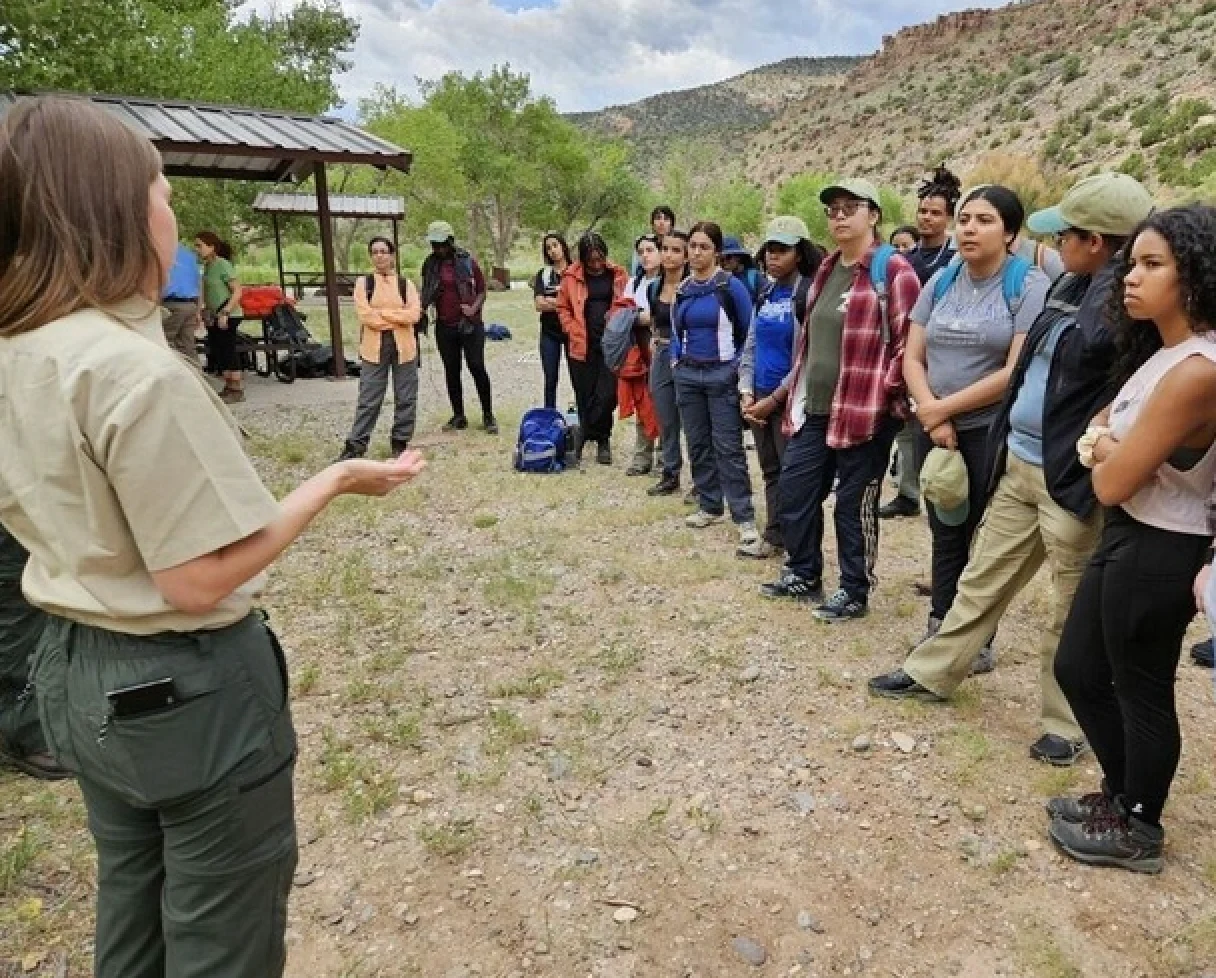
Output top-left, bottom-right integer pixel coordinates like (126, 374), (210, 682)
(354, 274), (422, 364)
(0, 300), (281, 635)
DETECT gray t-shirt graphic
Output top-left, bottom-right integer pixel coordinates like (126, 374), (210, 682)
(910, 261), (1050, 430)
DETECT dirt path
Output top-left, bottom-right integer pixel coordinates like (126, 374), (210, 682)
(3, 291), (1215, 978)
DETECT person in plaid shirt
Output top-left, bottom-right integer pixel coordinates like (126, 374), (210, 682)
(760, 178), (919, 621)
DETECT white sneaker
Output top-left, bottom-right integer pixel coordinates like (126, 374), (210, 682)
(737, 521), (759, 545)
(736, 526), (776, 559)
(685, 509), (724, 529)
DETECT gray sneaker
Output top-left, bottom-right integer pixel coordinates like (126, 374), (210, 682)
(970, 641), (996, 675)
(685, 509), (724, 529)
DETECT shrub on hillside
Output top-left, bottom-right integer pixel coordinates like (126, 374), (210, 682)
(1117, 153), (1147, 182)
(964, 153), (1070, 213)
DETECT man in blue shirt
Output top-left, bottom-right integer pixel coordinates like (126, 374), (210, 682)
(161, 241), (202, 363)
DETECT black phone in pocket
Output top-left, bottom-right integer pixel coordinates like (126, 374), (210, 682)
(106, 678), (179, 717)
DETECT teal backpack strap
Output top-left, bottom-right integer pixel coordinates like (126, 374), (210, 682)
(1001, 254), (1034, 313)
(931, 256), (965, 305)
(869, 244), (897, 346)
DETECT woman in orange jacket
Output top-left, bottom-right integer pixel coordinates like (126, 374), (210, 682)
(557, 231), (629, 464)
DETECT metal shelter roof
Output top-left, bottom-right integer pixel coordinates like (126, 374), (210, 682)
(252, 192), (405, 219)
(0, 92), (412, 182)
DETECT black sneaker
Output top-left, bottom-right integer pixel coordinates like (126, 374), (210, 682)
(483, 415), (499, 435)
(813, 588), (868, 622)
(338, 443), (365, 462)
(0, 736), (72, 781)
(1048, 804), (1164, 875)
(867, 668), (943, 700)
(1191, 637), (1214, 668)
(759, 570), (824, 603)
(390, 440), (409, 456)
(596, 441), (612, 465)
(878, 494), (920, 519)
(1029, 733), (1088, 767)
(647, 473), (680, 496)
(1047, 785), (1113, 824)
(443, 415), (469, 432)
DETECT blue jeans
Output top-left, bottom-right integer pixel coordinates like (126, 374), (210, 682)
(539, 330), (566, 411)
(674, 361), (754, 524)
(778, 415), (899, 599)
(649, 343), (683, 478)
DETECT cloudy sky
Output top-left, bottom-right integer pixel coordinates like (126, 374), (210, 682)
(258, 0), (1013, 113)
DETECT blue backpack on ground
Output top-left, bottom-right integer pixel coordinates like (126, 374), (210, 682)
(514, 408), (568, 473)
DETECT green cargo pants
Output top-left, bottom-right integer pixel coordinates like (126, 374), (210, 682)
(0, 526), (47, 757)
(31, 611), (297, 978)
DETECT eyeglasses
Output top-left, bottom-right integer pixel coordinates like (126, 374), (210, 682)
(824, 200), (866, 219)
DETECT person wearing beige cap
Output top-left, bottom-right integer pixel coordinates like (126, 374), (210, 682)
(870, 171), (1155, 768)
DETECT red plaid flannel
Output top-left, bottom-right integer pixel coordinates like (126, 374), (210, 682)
(781, 244), (919, 449)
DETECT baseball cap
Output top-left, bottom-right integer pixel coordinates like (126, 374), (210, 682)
(762, 215), (811, 247)
(721, 236), (751, 257)
(425, 220), (455, 244)
(819, 178), (882, 209)
(1026, 173), (1154, 237)
(919, 447), (970, 527)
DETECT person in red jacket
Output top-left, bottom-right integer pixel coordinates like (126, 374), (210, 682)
(557, 232), (629, 464)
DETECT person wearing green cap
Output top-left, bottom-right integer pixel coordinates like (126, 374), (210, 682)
(738, 216), (825, 558)
(760, 178), (919, 621)
(870, 171), (1155, 770)
(419, 220), (497, 434)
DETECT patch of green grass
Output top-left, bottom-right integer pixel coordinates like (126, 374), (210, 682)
(0, 826), (41, 896)
(1035, 766), (1079, 799)
(249, 430), (320, 466)
(1017, 923), (1082, 978)
(487, 708), (535, 749)
(991, 849), (1021, 874)
(492, 666), (565, 700)
(360, 710), (422, 749)
(418, 818), (477, 858)
(580, 704), (603, 729)
(596, 642), (642, 680)
(295, 662), (321, 695)
(316, 726), (395, 817)
(522, 794), (544, 818)
(945, 727), (991, 786)
(482, 563), (555, 609)
(473, 513), (499, 529)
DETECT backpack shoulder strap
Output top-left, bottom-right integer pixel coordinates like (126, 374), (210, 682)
(714, 271), (744, 336)
(869, 244), (897, 346)
(793, 275), (812, 324)
(1001, 254), (1034, 313)
(364, 274), (374, 303)
(931, 256), (966, 304)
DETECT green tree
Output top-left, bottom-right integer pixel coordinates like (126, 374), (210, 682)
(701, 179), (765, 240)
(775, 172), (838, 246)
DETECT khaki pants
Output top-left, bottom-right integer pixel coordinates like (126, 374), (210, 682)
(903, 453), (1101, 740)
(161, 300), (201, 365)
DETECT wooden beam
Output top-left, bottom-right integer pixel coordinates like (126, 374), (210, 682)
(272, 213), (286, 296)
(314, 162), (346, 378)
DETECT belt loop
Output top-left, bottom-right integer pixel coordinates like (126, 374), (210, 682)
(195, 631), (213, 657)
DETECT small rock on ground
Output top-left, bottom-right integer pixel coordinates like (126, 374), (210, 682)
(731, 936), (767, 966)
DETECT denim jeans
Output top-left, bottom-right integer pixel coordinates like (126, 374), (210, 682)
(674, 360), (754, 524)
(649, 342), (683, 478)
(778, 414), (899, 598)
(538, 330), (566, 411)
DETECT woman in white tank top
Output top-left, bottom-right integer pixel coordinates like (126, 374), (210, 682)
(1047, 205), (1216, 874)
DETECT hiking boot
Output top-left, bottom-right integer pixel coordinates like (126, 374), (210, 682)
(390, 440), (409, 456)
(735, 521), (761, 554)
(910, 615), (942, 651)
(596, 441), (613, 465)
(1048, 803), (1164, 875)
(1029, 733), (1088, 767)
(867, 668), (943, 700)
(647, 473), (680, 496)
(1191, 637), (1214, 668)
(1047, 784), (1114, 824)
(737, 537), (779, 559)
(483, 415), (499, 435)
(685, 509), (723, 529)
(683, 487), (699, 506)
(878, 494), (919, 519)
(219, 386), (245, 404)
(813, 588), (868, 622)
(759, 569), (823, 603)
(971, 640), (996, 675)
(625, 458), (653, 476)
(444, 415), (469, 431)
(0, 736), (72, 781)
(338, 443), (365, 462)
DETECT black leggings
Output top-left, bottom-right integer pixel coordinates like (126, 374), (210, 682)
(435, 323), (493, 419)
(1054, 508), (1209, 826)
(205, 313), (243, 373)
(568, 342), (617, 444)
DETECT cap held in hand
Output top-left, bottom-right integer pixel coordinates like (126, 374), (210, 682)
(920, 447), (970, 527)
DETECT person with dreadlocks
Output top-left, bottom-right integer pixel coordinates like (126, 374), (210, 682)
(557, 231), (629, 464)
(881, 166), (963, 520)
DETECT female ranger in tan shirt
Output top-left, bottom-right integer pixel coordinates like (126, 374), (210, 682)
(0, 97), (425, 978)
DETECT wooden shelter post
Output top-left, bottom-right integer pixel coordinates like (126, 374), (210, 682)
(392, 218), (401, 277)
(271, 213), (286, 295)
(313, 162), (346, 378)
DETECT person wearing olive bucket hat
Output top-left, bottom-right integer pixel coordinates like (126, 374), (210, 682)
(870, 171), (1155, 769)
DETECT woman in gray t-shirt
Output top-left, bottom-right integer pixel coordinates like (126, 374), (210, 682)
(902, 185), (1051, 643)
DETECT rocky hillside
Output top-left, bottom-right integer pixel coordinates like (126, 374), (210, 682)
(747, 0), (1216, 195)
(568, 56), (860, 165)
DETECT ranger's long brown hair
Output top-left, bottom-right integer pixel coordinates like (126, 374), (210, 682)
(0, 97), (164, 337)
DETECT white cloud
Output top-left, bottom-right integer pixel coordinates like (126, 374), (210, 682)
(250, 0), (1014, 113)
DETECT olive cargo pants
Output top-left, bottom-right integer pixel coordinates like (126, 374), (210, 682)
(32, 612), (297, 978)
